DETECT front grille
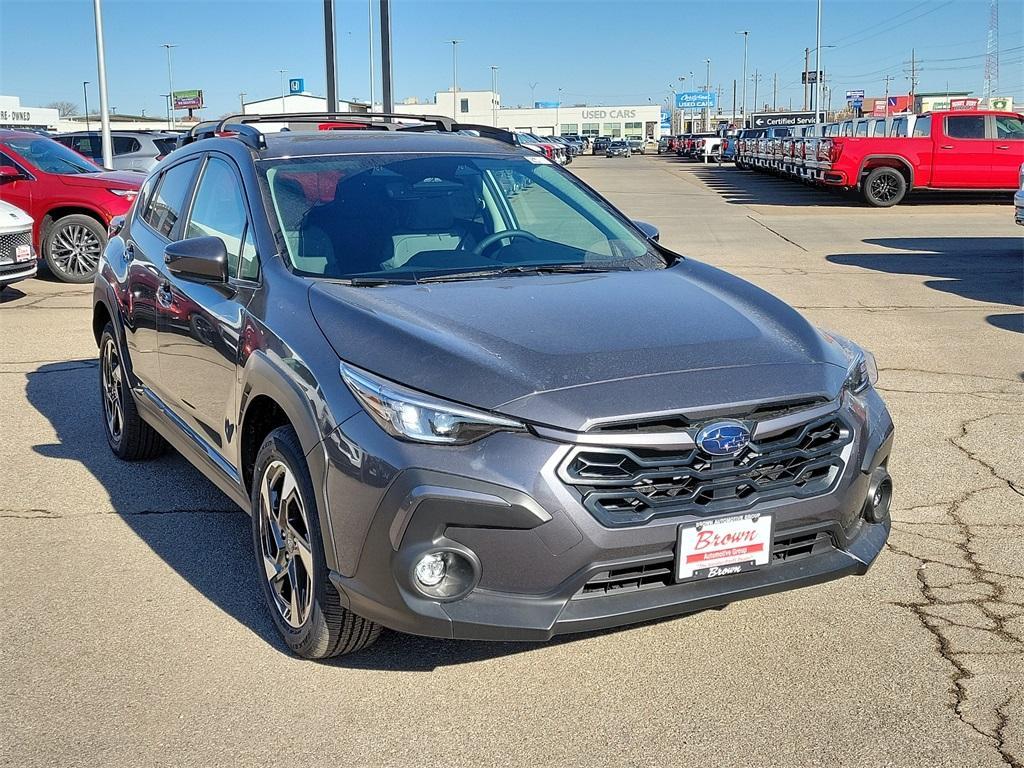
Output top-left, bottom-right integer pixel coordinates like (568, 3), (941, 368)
(0, 230), (31, 263)
(561, 413), (852, 527)
(573, 529), (838, 599)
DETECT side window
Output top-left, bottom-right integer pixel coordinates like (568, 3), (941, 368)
(112, 136), (141, 155)
(912, 115), (931, 137)
(142, 158), (198, 239)
(995, 116), (1024, 139)
(945, 116), (985, 139)
(185, 156), (253, 280)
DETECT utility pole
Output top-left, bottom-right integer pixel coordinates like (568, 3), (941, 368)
(773, 72), (778, 111)
(82, 81), (91, 133)
(161, 42), (177, 131)
(239, 92), (247, 112)
(379, 0), (393, 113)
(323, 0), (338, 112)
(736, 31), (749, 124)
(94, 0), (112, 167)
(447, 40), (461, 120)
(490, 65), (499, 127)
(803, 47), (810, 110)
(883, 74), (894, 118)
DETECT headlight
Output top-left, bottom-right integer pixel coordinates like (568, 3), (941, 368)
(340, 363), (525, 445)
(820, 330), (879, 394)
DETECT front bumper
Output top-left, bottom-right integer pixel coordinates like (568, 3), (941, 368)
(322, 389), (894, 641)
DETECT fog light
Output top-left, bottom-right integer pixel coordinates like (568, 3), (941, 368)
(414, 552), (447, 587)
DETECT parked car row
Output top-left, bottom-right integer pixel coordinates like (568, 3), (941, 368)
(732, 109), (1024, 207)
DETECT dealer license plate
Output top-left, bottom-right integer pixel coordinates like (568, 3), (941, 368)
(677, 512), (773, 581)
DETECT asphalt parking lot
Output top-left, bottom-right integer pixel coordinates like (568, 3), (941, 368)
(2, 152), (1022, 768)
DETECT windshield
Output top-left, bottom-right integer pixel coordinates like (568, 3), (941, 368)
(2, 136), (102, 174)
(258, 152), (665, 281)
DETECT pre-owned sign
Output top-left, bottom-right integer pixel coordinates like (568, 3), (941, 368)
(751, 111), (817, 127)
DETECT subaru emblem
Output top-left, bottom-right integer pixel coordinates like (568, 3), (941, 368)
(695, 420), (751, 456)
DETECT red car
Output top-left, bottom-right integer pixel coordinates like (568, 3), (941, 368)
(814, 110), (1024, 206)
(0, 129), (142, 282)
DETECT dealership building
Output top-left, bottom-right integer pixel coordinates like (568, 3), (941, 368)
(243, 89), (665, 139)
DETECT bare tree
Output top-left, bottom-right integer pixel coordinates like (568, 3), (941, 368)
(46, 101), (79, 117)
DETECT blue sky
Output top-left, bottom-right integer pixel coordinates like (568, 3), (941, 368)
(1, 0), (1021, 118)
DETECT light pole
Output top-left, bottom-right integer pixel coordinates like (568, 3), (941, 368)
(704, 58), (711, 131)
(446, 40), (461, 120)
(490, 65), (499, 126)
(82, 81), (91, 133)
(94, 0), (112, 167)
(814, 0), (823, 122)
(161, 43), (177, 130)
(736, 31), (749, 125)
(278, 69), (287, 112)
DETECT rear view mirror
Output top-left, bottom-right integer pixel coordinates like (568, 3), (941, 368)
(0, 166), (24, 182)
(164, 236), (228, 283)
(633, 220), (660, 242)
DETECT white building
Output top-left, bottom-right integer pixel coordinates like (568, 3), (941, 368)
(0, 95), (59, 130)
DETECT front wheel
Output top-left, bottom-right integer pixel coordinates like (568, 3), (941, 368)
(44, 214), (106, 283)
(862, 167), (907, 207)
(251, 426), (382, 659)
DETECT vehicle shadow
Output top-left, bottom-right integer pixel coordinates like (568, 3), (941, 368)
(25, 359), (702, 669)
(656, 158), (1015, 208)
(826, 237), (1024, 317)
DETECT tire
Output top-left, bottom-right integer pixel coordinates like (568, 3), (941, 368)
(251, 426), (382, 659)
(43, 214), (106, 283)
(861, 166), (907, 207)
(99, 324), (166, 461)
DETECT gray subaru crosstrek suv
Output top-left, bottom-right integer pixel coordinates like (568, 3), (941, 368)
(92, 114), (894, 658)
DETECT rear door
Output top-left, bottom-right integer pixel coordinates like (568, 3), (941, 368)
(156, 152), (260, 460)
(932, 114), (992, 188)
(124, 156), (200, 395)
(990, 114), (1024, 188)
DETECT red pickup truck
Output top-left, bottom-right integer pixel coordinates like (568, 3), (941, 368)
(814, 110), (1024, 206)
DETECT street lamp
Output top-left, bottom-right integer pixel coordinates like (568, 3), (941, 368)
(82, 81), (91, 133)
(161, 43), (177, 130)
(736, 31), (749, 124)
(446, 40), (461, 120)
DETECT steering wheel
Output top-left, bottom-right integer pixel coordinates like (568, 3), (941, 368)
(473, 229), (540, 257)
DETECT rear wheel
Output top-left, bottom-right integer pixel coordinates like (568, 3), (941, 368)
(99, 324), (166, 460)
(251, 426), (382, 659)
(44, 214), (106, 283)
(862, 167), (907, 207)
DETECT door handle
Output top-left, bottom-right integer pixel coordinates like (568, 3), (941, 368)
(157, 280), (173, 308)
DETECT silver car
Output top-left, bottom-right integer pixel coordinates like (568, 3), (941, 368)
(54, 131), (178, 172)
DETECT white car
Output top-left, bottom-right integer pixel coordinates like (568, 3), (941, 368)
(1015, 162), (1024, 226)
(0, 200), (35, 290)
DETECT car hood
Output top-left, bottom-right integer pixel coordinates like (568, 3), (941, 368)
(309, 260), (851, 431)
(60, 170), (142, 190)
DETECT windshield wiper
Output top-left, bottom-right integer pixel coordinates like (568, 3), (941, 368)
(417, 264), (625, 283)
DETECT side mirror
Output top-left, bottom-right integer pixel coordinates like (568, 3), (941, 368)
(164, 236), (228, 283)
(633, 220), (660, 243)
(0, 166), (24, 182)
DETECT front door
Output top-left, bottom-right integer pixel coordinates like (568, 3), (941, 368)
(156, 153), (260, 463)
